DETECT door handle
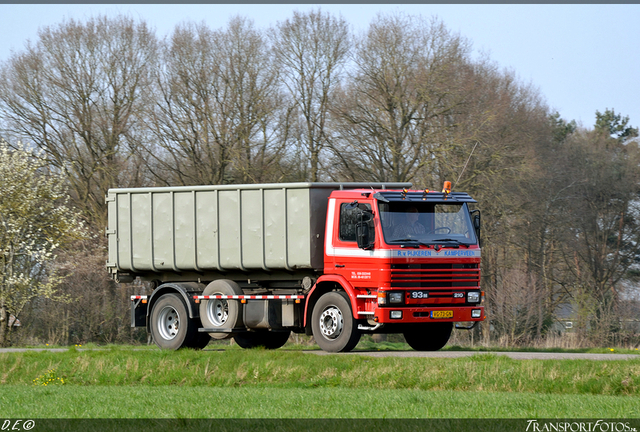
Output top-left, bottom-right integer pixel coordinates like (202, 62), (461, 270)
(335, 264), (345, 268)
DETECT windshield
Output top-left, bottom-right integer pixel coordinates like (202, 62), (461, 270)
(378, 202), (477, 246)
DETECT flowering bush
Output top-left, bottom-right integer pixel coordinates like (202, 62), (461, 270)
(0, 141), (87, 347)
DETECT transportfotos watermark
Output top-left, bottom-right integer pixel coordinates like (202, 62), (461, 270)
(526, 420), (638, 432)
(1, 420), (35, 431)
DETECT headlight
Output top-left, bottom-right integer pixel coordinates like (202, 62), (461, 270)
(467, 291), (480, 303)
(389, 292), (403, 304)
(390, 310), (403, 319)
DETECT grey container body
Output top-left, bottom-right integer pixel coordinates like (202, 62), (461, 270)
(106, 182), (409, 282)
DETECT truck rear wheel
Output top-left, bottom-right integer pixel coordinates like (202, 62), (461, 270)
(403, 322), (452, 351)
(234, 330), (290, 349)
(311, 291), (361, 353)
(199, 280), (244, 340)
(150, 293), (200, 350)
(189, 332), (212, 350)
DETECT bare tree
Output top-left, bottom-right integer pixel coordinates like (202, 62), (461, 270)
(556, 129), (640, 342)
(504, 113), (640, 346)
(488, 266), (548, 346)
(222, 17), (288, 183)
(25, 238), (147, 346)
(424, 58), (556, 344)
(0, 15), (158, 226)
(272, 9), (351, 181)
(330, 14), (471, 183)
(144, 17), (285, 186)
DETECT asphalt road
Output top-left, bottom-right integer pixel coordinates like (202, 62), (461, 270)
(1, 347), (638, 360)
(304, 350), (640, 360)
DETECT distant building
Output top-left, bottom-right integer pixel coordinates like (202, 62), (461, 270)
(8, 315), (21, 327)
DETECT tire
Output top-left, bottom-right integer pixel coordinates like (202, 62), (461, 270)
(150, 293), (199, 350)
(234, 330), (291, 350)
(311, 291), (361, 353)
(403, 322), (453, 351)
(188, 331), (211, 350)
(199, 280), (244, 340)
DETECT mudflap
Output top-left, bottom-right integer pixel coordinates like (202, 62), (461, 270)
(131, 298), (148, 328)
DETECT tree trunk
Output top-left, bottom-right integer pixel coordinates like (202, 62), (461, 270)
(0, 306), (7, 347)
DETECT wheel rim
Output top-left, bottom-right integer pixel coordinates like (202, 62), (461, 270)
(206, 298), (229, 327)
(319, 305), (343, 339)
(157, 305), (180, 340)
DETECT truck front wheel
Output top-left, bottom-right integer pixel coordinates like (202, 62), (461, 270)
(403, 322), (452, 351)
(311, 291), (361, 353)
(150, 293), (201, 350)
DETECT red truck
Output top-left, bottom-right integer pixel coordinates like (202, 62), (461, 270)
(108, 182), (484, 352)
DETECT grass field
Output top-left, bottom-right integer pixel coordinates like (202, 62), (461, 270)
(1, 346), (639, 420)
(4, 385), (640, 418)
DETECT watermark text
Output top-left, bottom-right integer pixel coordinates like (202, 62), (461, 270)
(526, 420), (637, 432)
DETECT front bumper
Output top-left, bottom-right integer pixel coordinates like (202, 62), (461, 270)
(373, 305), (485, 324)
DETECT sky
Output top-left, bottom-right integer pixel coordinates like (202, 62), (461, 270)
(1, 4), (639, 129)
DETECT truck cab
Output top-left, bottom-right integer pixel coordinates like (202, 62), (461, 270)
(308, 185), (484, 351)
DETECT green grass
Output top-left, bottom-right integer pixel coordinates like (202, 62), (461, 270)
(2, 348), (640, 394)
(2, 348), (639, 419)
(2, 385), (639, 418)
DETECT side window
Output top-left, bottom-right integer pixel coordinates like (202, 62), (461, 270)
(339, 203), (373, 242)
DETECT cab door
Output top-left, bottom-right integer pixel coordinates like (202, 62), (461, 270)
(329, 199), (376, 286)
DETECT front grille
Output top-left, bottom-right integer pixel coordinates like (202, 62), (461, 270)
(390, 263), (480, 288)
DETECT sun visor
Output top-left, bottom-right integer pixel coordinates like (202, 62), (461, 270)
(373, 191), (477, 203)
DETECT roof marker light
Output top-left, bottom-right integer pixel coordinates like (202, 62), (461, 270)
(442, 181), (451, 194)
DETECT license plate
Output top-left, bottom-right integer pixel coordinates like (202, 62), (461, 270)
(431, 310), (453, 319)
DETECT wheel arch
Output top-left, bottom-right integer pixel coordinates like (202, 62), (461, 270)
(146, 282), (205, 332)
(303, 275), (358, 333)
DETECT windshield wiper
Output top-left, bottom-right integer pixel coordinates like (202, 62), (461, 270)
(391, 238), (432, 248)
(429, 238), (471, 248)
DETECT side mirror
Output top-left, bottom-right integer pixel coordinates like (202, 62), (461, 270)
(470, 210), (481, 247)
(356, 211), (375, 250)
(355, 222), (369, 249)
